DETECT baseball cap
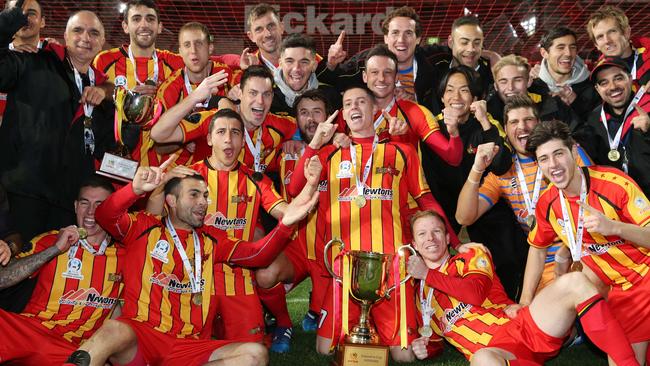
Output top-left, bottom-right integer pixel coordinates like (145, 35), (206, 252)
(590, 56), (630, 82)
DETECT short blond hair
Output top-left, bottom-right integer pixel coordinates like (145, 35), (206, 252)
(586, 6), (630, 42)
(492, 54), (530, 81)
(409, 210), (447, 233)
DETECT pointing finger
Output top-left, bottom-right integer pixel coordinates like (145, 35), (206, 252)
(159, 155), (175, 172)
(325, 109), (339, 124)
(577, 200), (598, 215)
(335, 31), (346, 46)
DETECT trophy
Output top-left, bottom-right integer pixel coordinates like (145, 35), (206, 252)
(98, 87), (157, 182)
(324, 238), (416, 366)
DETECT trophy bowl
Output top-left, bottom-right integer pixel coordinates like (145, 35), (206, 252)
(122, 90), (154, 125)
(324, 239), (415, 345)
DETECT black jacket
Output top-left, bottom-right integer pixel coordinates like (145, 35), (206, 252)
(584, 94), (650, 196)
(0, 9), (115, 211)
(270, 82), (341, 117)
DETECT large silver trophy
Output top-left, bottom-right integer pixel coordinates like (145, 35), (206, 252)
(98, 88), (155, 182)
(324, 238), (415, 365)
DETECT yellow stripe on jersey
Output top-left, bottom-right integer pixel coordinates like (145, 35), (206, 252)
(138, 228), (160, 323)
(329, 151), (343, 244)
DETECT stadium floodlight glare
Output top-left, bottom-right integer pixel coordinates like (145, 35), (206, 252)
(118, 2), (127, 14)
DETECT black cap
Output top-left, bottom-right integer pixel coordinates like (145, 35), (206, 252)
(590, 56), (630, 82)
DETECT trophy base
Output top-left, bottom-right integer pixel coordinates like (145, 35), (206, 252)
(332, 342), (389, 366)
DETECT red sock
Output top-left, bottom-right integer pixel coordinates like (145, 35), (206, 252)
(577, 295), (639, 366)
(258, 283), (293, 328)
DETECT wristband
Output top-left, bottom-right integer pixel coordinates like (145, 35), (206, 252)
(471, 166), (484, 175)
(467, 177), (480, 185)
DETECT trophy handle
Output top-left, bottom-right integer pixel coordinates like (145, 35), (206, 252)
(323, 238), (345, 283)
(386, 245), (417, 296)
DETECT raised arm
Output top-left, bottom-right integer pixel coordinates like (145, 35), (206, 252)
(151, 71), (228, 143)
(0, 226), (78, 290)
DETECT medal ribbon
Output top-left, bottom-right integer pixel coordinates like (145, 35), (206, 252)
(78, 236), (110, 256)
(72, 62), (96, 154)
(244, 126), (264, 173)
(514, 155), (543, 218)
(599, 85), (646, 152)
(341, 252), (351, 343)
(373, 97), (396, 130)
(165, 216), (202, 293)
(631, 49), (639, 80)
(397, 253), (407, 349)
(183, 63), (212, 108)
(128, 45), (159, 86)
(419, 281), (434, 333)
(349, 135), (379, 200)
(558, 170), (587, 262)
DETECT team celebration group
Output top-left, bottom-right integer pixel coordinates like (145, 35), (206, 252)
(0, 0), (649, 365)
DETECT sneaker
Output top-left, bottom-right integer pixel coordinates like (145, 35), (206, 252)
(64, 350), (91, 366)
(301, 310), (318, 332)
(270, 326), (292, 353)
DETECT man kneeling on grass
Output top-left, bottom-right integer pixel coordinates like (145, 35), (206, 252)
(407, 210), (639, 366)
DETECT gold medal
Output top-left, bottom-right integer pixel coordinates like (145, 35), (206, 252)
(525, 215), (536, 228)
(192, 293), (202, 306)
(83, 116), (93, 128)
(608, 149), (620, 162)
(418, 326), (433, 337)
(570, 261), (583, 272)
(77, 227), (88, 240)
(354, 195), (366, 208)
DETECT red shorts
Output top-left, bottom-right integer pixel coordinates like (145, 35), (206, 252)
(116, 318), (235, 366)
(607, 274), (650, 343)
(284, 238), (330, 313)
(487, 307), (564, 364)
(317, 278), (418, 347)
(0, 311), (78, 365)
(161, 338), (238, 366)
(212, 293), (264, 342)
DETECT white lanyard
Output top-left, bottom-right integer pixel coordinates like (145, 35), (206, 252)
(183, 65), (211, 108)
(514, 155), (543, 217)
(600, 85), (646, 151)
(260, 53), (279, 74)
(558, 171), (587, 262)
(631, 49), (639, 80)
(349, 135), (379, 198)
(165, 216), (202, 293)
(373, 97), (397, 130)
(244, 127), (264, 172)
(8, 40), (43, 50)
(419, 281), (435, 329)
(72, 61), (96, 155)
(78, 236), (110, 256)
(72, 63), (96, 118)
(127, 45), (159, 86)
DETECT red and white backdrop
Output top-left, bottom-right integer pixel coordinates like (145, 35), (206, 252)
(3, 0), (650, 63)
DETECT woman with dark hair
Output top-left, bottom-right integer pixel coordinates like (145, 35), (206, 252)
(421, 65), (526, 299)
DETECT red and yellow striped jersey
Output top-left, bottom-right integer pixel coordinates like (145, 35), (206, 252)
(316, 137), (431, 255)
(180, 110), (297, 173)
(276, 149), (323, 261)
(529, 166), (650, 291)
(93, 46), (184, 89)
(156, 62), (242, 111)
(190, 159), (285, 296)
(418, 248), (512, 360)
(397, 68), (416, 101)
(20, 232), (125, 344)
(375, 99), (440, 148)
(479, 148), (593, 263)
(115, 213), (217, 339)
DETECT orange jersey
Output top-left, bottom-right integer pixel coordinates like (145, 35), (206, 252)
(316, 137), (431, 254)
(191, 159), (284, 296)
(479, 147), (593, 263)
(418, 248), (513, 360)
(93, 46), (184, 89)
(20, 232), (125, 344)
(156, 62), (242, 111)
(180, 110), (297, 173)
(277, 149), (323, 261)
(529, 166), (650, 291)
